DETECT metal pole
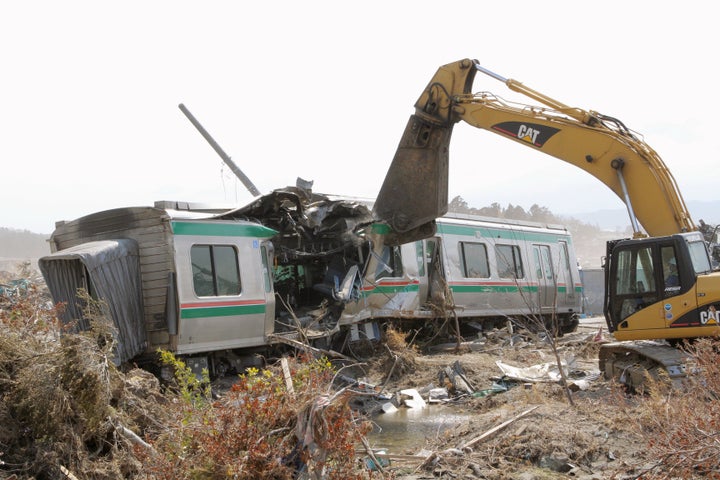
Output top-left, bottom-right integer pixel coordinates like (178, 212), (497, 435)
(178, 103), (261, 197)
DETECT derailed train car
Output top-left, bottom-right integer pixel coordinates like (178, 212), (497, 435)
(39, 186), (374, 376)
(343, 213), (583, 335)
(40, 189), (582, 375)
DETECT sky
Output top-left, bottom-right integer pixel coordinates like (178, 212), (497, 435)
(1, 1), (718, 234)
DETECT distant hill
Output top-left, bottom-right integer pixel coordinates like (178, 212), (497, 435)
(568, 200), (720, 231)
(565, 208), (631, 232)
(0, 228), (50, 272)
(0, 227), (50, 258)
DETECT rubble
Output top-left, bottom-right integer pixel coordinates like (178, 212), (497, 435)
(351, 318), (652, 479)
(0, 275), (666, 479)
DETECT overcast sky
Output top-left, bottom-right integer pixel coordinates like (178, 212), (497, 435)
(1, 1), (717, 234)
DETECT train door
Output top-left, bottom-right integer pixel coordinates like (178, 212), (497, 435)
(533, 244), (556, 312)
(173, 232), (271, 354)
(260, 241), (275, 337)
(415, 240), (430, 303)
(558, 241), (577, 305)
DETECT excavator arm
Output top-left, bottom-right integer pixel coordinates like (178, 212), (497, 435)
(374, 58), (695, 239)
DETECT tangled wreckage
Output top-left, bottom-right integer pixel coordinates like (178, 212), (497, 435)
(39, 185), (376, 374)
(39, 181), (582, 376)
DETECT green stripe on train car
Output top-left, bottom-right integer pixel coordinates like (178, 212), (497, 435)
(450, 285), (538, 294)
(172, 221), (278, 238)
(362, 284), (420, 297)
(180, 304), (266, 319)
(436, 223), (570, 243)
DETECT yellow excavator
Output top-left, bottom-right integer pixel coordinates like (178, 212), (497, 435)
(373, 58), (720, 389)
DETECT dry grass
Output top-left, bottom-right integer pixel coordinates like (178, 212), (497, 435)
(616, 338), (720, 479)
(0, 283), (158, 478)
(0, 276), (372, 479)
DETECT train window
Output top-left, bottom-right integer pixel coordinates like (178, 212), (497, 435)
(534, 248), (543, 279)
(460, 242), (490, 278)
(191, 245), (241, 297)
(376, 245), (403, 279)
(426, 240), (436, 265)
(260, 245), (272, 293)
(495, 244), (524, 279)
(415, 241), (425, 276)
(559, 241), (573, 280)
(540, 246), (554, 280)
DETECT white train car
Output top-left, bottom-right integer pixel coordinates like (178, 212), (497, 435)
(39, 190), (582, 376)
(343, 213), (583, 335)
(39, 188), (373, 376)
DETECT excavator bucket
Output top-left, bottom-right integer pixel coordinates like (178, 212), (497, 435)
(372, 58), (478, 245)
(372, 114), (451, 244)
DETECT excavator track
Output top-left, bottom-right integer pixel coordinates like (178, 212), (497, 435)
(599, 340), (689, 391)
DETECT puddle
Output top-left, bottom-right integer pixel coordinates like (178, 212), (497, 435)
(366, 405), (472, 453)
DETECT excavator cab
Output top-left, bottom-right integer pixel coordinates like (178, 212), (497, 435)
(604, 232), (714, 339)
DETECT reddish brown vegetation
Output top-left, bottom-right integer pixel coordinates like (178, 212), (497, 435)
(138, 355), (372, 480)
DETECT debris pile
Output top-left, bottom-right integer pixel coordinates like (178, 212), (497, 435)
(350, 324), (605, 415)
(0, 262), (47, 305)
(343, 321), (650, 479)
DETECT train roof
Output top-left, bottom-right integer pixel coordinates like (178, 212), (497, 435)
(151, 200), (236, 222)
(151, 199), (570, 236)
(439, 212), (569, 233)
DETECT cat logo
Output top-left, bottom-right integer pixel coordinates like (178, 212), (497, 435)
(491, 121), (560, 148)
(517, 124), (540, 145)
(700, 305), (720, 325)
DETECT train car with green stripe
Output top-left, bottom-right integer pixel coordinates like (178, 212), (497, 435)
(38, 191), (582, 375)
(39, 190), (375, 377)
(342, 213), (583, 335)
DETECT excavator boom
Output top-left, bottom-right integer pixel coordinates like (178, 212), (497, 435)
(374, 58), (695, 239)
(372, 58), (717, 391)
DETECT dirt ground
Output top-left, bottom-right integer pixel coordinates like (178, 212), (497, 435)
(350, 317), (656, 480)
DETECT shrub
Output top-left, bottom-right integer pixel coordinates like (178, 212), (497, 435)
(139, 354), (373, 480)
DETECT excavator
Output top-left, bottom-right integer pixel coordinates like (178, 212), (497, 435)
(372, 58), (720, 389)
